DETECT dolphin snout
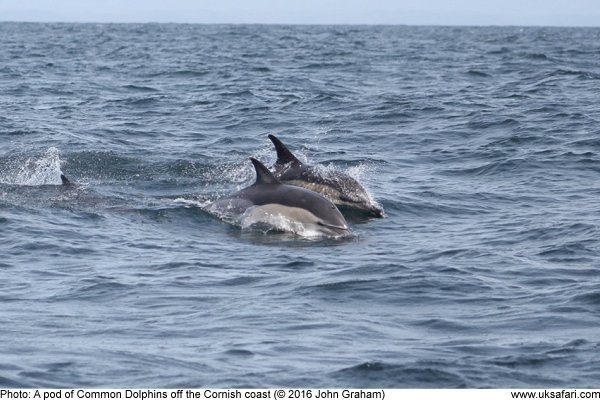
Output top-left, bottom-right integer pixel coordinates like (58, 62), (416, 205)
(318, 221), (349, 235)
(368, 204), (385, 218)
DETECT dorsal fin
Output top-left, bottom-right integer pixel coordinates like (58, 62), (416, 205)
(250, 158), (280, 185)
(60, 174), (71, 187)
(268, 134), (303, 167)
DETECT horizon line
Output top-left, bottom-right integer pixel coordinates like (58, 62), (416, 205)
(1, 20), (599, 29)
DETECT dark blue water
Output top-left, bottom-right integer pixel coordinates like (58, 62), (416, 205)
(1, 22), (600, 388)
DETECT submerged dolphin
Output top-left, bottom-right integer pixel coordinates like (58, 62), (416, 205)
(267, 134), (384, 218)
(209, 158), (349, 236)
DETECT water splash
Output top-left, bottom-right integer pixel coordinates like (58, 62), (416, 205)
(218, 160), (255, 186)
(345, 163), (380, 204)
(222, 143), (275, 188)
(196, 144), (274, 194)
(345, 163), (372, 182)
(173, 197), (212, 208)
(0, 147), (64, 186)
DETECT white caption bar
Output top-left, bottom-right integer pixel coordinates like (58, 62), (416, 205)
(1, 389), (599, 400)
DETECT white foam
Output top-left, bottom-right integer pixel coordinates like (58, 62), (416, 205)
(0, 147), (64, 186)
(173, 197), (212, 208)
(346, 163), (373, 181)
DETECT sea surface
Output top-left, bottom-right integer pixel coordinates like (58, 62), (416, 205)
(1, 22), (600, 388)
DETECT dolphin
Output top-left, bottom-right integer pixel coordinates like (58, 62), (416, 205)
(208, 158), (349, 236)
(60, 174), (72, 187)
(267, 134), (384, 218)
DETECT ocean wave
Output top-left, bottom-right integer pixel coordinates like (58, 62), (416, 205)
(331, 362), (467, 388)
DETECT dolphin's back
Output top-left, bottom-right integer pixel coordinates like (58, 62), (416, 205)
(241, 184), (339, 214)
(278, 164), (369, 203)
(222, 184), (344, 227)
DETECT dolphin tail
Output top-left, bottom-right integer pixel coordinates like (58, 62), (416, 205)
(268, 134), (302, 166)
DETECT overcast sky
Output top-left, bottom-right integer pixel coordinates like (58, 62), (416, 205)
(0, 0), (599, 27)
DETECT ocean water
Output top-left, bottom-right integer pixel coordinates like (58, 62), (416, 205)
(1, 22), (600, 388)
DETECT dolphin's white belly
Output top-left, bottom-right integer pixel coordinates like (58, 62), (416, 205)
(240, 203), (322, 233)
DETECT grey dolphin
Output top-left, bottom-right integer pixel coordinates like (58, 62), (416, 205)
(268, 134), (384, 218)
(209, 158), (349, 235)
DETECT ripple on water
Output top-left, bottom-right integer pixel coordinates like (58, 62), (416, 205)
(331, 362), (468, 388)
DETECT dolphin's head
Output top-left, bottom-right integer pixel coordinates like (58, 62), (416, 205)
(310, 171), (385, 218)
(266, 184), (350, 236)
(312, 201), (349, 235)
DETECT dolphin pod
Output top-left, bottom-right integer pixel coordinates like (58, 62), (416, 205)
(268, 134), (384, 218)
(58, 135), (381, 236)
